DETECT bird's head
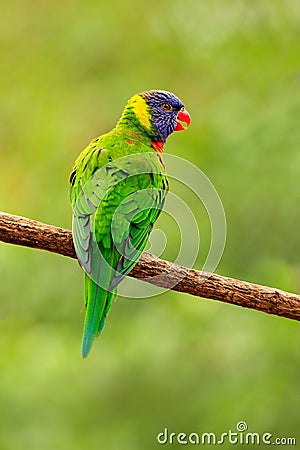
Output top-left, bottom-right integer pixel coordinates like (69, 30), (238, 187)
(121, 90), (190, 143)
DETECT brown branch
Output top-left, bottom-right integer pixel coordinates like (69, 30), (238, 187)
(0, 212), (299, 321)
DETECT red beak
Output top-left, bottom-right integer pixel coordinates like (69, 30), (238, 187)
(175, 109), (191, 131)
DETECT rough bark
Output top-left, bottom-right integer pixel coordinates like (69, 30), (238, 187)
(0, 212), (299, 321)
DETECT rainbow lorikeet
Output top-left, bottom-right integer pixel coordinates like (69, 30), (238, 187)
(70, 90), (190, 357)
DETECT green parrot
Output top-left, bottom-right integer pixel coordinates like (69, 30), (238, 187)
(70, 90), (190, 357)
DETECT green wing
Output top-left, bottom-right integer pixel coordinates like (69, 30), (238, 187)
(71, 147), (168, 357)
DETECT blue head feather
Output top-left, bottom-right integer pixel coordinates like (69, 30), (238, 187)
(140, 90), (185, 142)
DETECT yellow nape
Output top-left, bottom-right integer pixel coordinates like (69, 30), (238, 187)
(130, 94), (151, 131)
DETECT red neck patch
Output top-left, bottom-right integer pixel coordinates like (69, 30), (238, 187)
(151, 140), (164, 153)
(151, 140), (166, 170)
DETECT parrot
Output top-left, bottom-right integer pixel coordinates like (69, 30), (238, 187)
(70, 90), (190, 357)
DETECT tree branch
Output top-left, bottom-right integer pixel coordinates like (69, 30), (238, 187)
(0, 212), (299, 321)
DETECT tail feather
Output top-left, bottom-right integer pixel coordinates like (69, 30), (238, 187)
(81, 273), (113, 358)
(98, 290), (114, 336)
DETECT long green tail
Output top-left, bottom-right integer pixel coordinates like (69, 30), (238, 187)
(81, 273), (114, 358)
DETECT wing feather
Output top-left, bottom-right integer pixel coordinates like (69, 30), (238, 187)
(71, 148), (168, 354)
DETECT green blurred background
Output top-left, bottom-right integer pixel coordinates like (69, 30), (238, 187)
(0, 1), (299, 448)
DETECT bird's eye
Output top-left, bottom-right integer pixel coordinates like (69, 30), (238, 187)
(161, 103), (173, 112)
